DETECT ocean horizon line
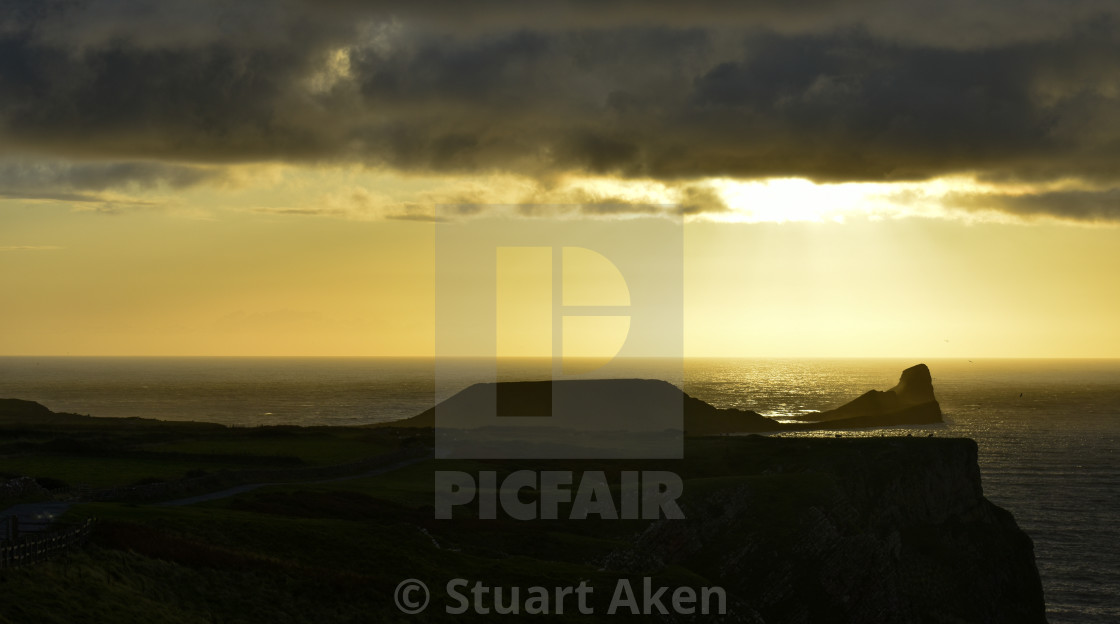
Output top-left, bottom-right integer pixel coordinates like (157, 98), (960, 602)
(3, 355), (1119, 361)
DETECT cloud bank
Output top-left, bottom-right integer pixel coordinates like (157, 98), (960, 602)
(2, 1), (1119, 222)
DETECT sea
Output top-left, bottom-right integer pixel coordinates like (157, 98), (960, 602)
(0, 356), (1116, 623)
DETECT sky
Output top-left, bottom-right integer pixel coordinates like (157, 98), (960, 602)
(2, 1), (1119, 358)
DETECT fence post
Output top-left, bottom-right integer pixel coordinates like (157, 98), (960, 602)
(0, 517), (95, 569)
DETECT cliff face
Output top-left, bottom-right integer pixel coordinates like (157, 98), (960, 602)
(605, 437), (1046, 624)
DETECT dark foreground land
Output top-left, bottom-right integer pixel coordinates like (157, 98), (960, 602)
(0, 397), (1045, 623)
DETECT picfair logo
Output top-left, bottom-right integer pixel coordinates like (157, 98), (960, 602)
(496, 245), (631, 382)
(434, 208), (683, 459)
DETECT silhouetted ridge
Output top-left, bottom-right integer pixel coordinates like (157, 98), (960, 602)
(385, 364), (943, 434)
(393, 379), (691, 432)
(0, 398), (224, 431)
(0, 398), (54, 419)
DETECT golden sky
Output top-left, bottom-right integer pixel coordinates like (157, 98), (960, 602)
(3, 168), (1119, 357)
(2, 3), (1119, 358)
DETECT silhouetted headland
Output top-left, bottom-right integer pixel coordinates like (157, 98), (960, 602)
(386, 363), (944, 435)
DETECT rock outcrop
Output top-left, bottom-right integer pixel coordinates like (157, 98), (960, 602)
(794, 363), (943, 427)
(604, 436), (1047, 623)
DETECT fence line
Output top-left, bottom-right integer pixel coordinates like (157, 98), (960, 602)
(0, 518), (95, 569)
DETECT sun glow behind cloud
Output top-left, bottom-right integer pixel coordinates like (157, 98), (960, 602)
(4, 165), (1120, 357)
(526, 174), (1100, 225)
(4, 152), (1109, 228)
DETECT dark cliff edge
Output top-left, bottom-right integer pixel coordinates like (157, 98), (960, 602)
(613, 436), (1048, 624)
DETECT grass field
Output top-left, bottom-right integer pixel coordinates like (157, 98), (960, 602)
(1, 400), (1021, 623)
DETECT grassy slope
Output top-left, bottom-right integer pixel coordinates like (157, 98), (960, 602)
(1, 402), (998, 623)
(0, 404), (824, 622)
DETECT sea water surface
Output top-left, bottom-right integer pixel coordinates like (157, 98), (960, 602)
(0, 356), (1116, 623)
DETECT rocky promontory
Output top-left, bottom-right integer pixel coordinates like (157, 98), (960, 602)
(386, 364), (945, 436)
(607, 436), (1047, 623)
(794, 363), (943, 427)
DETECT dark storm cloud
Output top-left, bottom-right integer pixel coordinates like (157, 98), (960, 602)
(0, 158), (220, 214)
(2, 0), (1120, 221)
(683, 30), (1048, 178)
(0, 161), (222, 191)
(0, 160), (223, 210)
(953, 189), (1120, 222)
